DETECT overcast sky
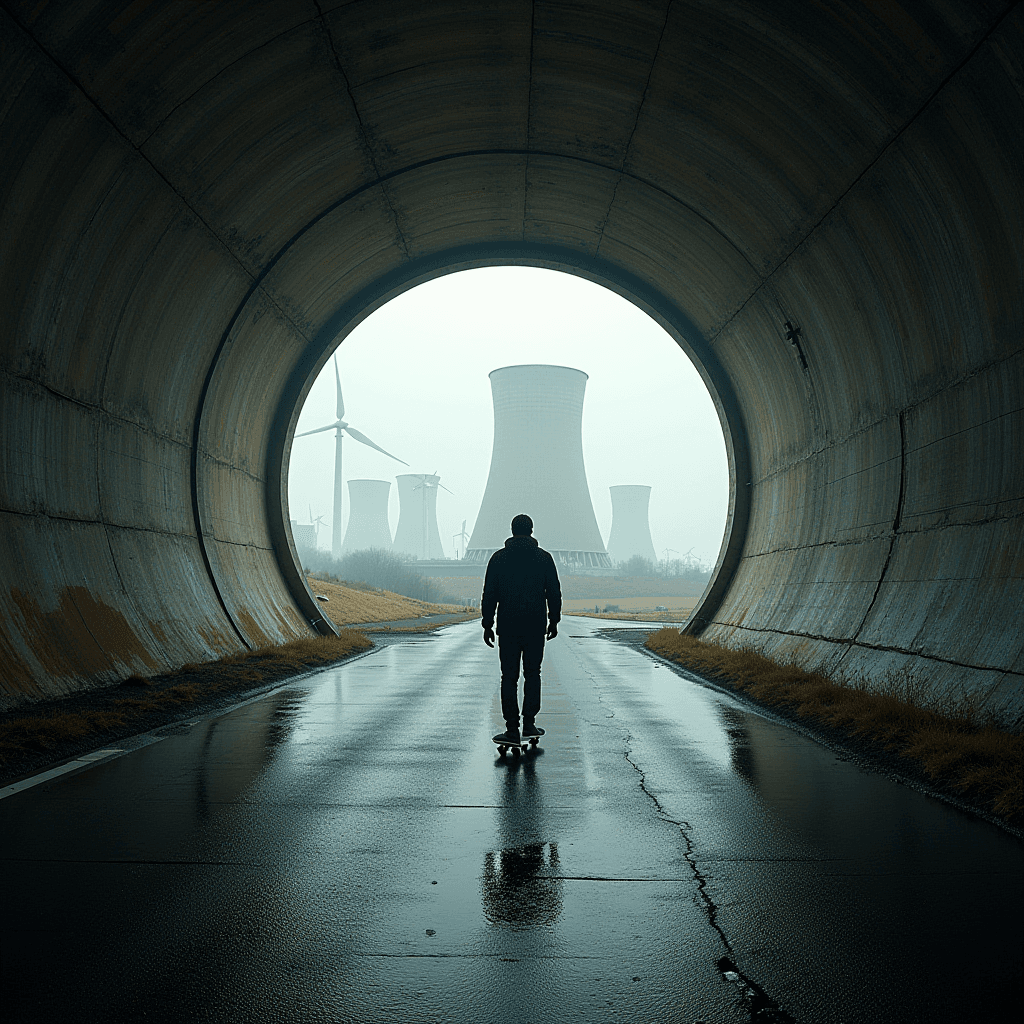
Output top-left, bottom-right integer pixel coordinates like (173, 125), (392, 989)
(287, 267), (729, 566)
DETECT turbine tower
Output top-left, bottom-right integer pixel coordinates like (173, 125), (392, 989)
(606, 485), (658, 565)
(293, 356), (407, 558)
(466, 365), (611, 569)
(340, 480), (393, 554)
(453, 520), (469, 560)
(393, 473), (451, 560)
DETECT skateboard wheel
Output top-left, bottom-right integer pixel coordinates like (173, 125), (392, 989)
(497, 746), (506, 756)
(512, 746), (520, 757)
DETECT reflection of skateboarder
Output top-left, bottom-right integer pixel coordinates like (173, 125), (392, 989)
(482, 514), (562, 747)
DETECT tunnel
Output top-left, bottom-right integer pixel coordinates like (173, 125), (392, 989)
(1, 1), (1020, 725)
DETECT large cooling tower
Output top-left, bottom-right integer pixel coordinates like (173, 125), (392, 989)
(340, 479), (392, 554)
(466, 365), (611, 568)
(606, 486), (657, 565)
(393, 474), (445, 559)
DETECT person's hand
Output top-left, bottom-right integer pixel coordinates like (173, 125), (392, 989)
(483, 626), (495, 648)
(546, 622), (558, 640)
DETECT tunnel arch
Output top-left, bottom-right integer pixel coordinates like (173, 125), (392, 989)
(267, 244), (750, 641)
(0, 1), (1020, 723)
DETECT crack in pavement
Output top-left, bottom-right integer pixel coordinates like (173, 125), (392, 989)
(622, 735), (797, 1023)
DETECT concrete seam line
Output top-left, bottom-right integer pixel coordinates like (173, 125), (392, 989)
(594, 0), (673, 256)
(703, 620), (1024, 679)
(314, 0), (412, 260)
(708, 2), (1019, 347)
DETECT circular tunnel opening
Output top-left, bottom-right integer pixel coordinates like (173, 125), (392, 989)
(280, 263), (734, 629)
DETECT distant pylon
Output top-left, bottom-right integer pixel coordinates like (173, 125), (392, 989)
(393, 473), (449, 559)
(339, 479), (393, 554)
(466, 365), (611, 569)
(606, 485), (657, 565)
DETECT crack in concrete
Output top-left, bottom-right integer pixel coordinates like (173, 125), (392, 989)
(595, 0), (678, 258)
(701, 621), (1024, 679)
(522, 0), (535, 241)
(853, 406), (904, 645)
(314, 0), (412, 261)
(621, 735), (796, 1022)
(708, 3), (1016, 350)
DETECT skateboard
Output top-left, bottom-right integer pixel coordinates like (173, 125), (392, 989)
(494, 735), (540, 758)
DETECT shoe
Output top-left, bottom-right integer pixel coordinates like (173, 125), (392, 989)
(522, 722), (545, 738)
(493, 728), (521, 744)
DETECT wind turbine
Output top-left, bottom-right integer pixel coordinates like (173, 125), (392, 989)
(412, 471), (453, 559)
(309, 505), (328, 543)
(294, 357), (407, 558)
(453, 519), (469, 560)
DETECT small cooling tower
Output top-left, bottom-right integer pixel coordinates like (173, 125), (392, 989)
(606, 485), (657, 565)
(393, 474), (446, 559)
(340, 479), (392, 554)
(290, 521), (317, 550)
(466, 365), (611, 568)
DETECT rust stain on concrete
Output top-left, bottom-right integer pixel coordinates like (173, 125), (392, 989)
(235, 608), (272, 648)
(196, 623), (239, 655)
(7, 586), (159, 682)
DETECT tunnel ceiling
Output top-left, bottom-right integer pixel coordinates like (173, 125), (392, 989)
(0, 1), (1020, 723)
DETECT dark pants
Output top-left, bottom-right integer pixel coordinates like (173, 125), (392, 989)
(498, 632), (545, 729)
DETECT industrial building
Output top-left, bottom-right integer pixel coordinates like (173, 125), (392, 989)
(339, 480), (392, 555)
(606, 486), (658, 566)
(392, 473), (448, 560)
(290, 521), (317, 552)
(466, 365), (612, 569)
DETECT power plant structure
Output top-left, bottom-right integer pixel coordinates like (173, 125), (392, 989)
(290, 521), (317, 551)
(393, 473), (450, 560)
(466, 365), (612, 569)
(606, 485), (658, 566)
(339, 479), (393, 554)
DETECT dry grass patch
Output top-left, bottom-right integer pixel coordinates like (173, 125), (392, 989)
(306, 576), (466, 624)
(645, 629), (1024, 824)
(0, 631), (370, 769)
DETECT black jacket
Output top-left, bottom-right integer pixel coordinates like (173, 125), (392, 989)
(481, 536), (562, 635)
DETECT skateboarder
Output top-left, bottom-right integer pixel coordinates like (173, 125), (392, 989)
(482, 514), (562, 746)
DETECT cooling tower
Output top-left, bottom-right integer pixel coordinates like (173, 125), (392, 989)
(606, 486), (657, 565)
(340, 479), (392, 554)
(466, 365), (611, 568)
(393, 474), (445, 560)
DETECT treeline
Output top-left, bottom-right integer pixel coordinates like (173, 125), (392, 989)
(616, 554), (713, 582)
(299, 546), (476, 607)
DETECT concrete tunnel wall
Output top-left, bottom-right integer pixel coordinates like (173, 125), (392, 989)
(0, 2), (1020, 723)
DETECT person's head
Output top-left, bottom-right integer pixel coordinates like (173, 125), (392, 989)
(511, 514), (533, 537)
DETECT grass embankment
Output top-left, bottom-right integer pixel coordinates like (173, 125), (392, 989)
(0, 632), (370, 772)
(645, 629), (1024, 825)
(306, 575), (474, 627)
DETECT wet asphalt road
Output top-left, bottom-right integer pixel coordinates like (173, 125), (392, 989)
(1, 620), (1021, 1023)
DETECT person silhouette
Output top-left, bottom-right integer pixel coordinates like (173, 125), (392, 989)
(481, 514), (562, 745)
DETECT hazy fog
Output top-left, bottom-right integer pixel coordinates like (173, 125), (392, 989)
(287, 267), (729, 566)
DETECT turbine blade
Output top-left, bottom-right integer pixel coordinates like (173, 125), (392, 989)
(438, 483), (454, 495)
(343, 426), (408, 465)
(295, 421), (340, 438)
(334, 356), (345, 420)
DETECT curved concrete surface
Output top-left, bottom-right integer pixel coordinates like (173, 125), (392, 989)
(0, 3), (1021, 720)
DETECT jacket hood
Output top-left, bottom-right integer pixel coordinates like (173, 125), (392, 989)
(505, 535), (539, 548)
